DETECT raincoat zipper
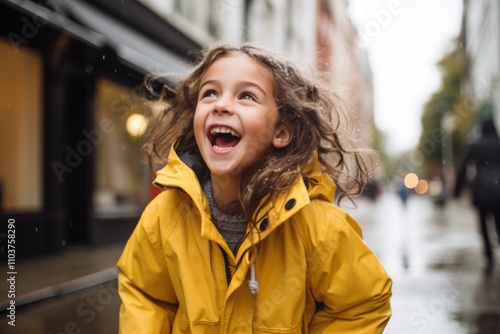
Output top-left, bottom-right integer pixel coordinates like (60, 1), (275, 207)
(218, 245), (232, 286)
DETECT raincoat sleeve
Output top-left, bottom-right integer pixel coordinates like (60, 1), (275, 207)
(117, 203), (178, 333)
(306, 207), (392, 333)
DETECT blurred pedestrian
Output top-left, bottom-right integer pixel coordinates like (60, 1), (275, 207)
(398, 181), (409, 208)
(454, 117), (500, 269)
(117, 43), (392, 333)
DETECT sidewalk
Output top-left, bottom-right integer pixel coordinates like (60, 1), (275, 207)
(0, 243), (124, 311)
(345, 192), (500, 334)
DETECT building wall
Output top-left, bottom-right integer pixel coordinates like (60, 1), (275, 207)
(139, 0), (216, 45)
(320, 0), (375, 146)
(463, 0), (500, 126)
(0, 0), (201, 257)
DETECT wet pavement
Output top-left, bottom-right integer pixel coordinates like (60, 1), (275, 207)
(346, 191), (500, 334)
(0, 244), (123, 333)
(1, 191), (499, 333)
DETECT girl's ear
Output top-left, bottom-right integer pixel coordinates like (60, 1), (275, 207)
(272, 126), (293, 148)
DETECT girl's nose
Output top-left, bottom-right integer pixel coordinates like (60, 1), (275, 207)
(212, 96), (234, 115)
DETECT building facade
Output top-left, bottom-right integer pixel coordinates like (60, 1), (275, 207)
(0, 0), (201, 257)
(140, 0), (375, 142)
(462, 0), (500, 129)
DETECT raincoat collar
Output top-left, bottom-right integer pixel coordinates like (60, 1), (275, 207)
(153, 146), (344, 258)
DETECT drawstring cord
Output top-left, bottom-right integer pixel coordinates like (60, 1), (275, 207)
(246, 244), (260, 294)
(248, 262), (259, 294)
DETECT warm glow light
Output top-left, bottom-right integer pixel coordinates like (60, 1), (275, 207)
(404, 173), (419, 189)
(428, 180), (443, 197)
(126, 113), (148, 137)
(415, 180), (428, 194)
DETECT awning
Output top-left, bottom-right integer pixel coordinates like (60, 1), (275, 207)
(2, 0), (193, 75)
(64, 0), (193, 75)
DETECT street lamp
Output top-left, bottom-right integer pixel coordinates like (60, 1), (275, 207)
(126, 113), (148, 138)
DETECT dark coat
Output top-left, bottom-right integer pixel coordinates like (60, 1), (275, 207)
(454, 118), (500, 210)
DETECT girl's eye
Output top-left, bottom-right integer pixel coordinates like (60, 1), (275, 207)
(240, 92), (257, 101)
(201, 90), (218, 99)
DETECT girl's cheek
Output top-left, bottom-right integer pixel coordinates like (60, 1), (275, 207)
(192, 111), (204, 137)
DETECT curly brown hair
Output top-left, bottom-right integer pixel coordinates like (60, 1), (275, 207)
(143, 42), (377, 223)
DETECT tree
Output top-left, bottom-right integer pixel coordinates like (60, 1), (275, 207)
(418, 36), (468, 178)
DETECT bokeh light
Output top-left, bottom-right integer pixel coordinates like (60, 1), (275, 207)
(428, 179), (444, 197)
(415, 179), (429, 194)
(126, 113), (148, 137)
(404, 173), (419, 189)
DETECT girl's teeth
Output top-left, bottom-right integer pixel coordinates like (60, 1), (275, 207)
(210, 127), (239, 137)
(213, 145), (233, 151)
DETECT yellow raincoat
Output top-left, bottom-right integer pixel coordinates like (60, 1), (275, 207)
(117, 148), (392, 333)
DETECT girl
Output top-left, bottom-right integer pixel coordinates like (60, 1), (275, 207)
(117, 43), (392, 333)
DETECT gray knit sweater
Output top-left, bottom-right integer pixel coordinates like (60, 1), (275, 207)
(202, 179), (248, 255)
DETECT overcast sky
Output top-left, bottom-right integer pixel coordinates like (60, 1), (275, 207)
(347, 0), (463, 154)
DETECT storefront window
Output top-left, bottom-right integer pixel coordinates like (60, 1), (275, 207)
(0, 39), (43, 212)
(93, 78), (150, 207)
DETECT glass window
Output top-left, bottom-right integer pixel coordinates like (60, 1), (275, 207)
(93, 78), (151, 207)
(0, 38), (43, 212)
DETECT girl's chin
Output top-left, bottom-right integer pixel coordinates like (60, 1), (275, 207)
(206, 163), (246, 180)
(208, 166), (240, 178)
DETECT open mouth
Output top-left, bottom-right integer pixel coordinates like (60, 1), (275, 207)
(207, 126), (241, 150)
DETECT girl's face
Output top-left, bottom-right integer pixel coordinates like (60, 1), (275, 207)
(193, 54), (291, 184)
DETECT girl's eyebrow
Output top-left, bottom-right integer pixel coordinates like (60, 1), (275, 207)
(199, 79), (268, 97)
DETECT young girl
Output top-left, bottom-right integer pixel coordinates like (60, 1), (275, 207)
(117, 43), (392, 333)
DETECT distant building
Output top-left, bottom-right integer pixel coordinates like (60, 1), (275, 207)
(312, 0), (375, 147)
(462, 0), (500, 128)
